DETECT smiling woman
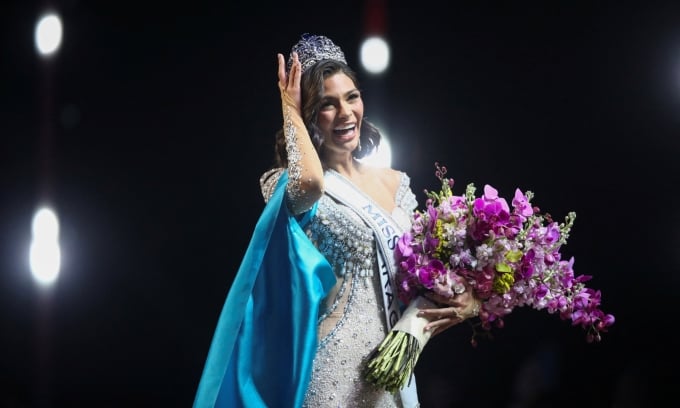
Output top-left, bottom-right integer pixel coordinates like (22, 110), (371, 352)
(191, 34), (480, 408)
(316, 73), (364, 156)
(3, 2), (679, 407)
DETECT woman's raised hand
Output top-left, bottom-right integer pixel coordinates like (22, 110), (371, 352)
(277, 52), (302, 113)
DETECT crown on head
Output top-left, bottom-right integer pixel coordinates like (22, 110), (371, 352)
(287, 33), (347, 73)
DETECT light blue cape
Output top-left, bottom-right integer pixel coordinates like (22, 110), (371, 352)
(193, 171), (336, 407)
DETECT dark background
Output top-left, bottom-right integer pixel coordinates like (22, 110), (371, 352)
(2, 1), (679, 407)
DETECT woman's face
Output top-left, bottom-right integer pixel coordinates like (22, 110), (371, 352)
(317, 72), (364, 155)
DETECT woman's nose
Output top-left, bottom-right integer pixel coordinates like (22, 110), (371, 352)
(338, 102), (352, 118)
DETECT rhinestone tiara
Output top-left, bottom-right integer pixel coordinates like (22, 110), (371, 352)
(287, 33), (347, 73)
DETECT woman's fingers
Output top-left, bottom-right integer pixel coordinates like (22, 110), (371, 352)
(290, 52), (301, 88)
(288, 53), (301, 108)
(417, 290), (482, 336)
(423, 315), (463, 336)
(419, 303), (473, 335)
(418, 306), (462, 320)
(277, 53), (287, 89)
(277, 52), (302, 110)
(278, 52), (300, 89)
(419, 307), (462, 328)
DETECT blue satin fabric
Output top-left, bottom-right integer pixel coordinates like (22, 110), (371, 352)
(193, 171), (336, 408)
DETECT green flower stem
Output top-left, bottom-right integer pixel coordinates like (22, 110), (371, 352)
(363, 330), (422, 393)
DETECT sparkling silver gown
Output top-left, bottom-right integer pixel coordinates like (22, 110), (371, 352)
(288, 170), (418, 408)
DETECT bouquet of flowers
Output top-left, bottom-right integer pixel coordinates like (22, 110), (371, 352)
(364, 163), (615, 392)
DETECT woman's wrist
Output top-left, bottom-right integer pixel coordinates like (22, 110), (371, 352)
(467, 300), (480, 319)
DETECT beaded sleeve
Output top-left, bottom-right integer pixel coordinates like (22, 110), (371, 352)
(282, 106), (305, 204)
(278, 96), (324, 214)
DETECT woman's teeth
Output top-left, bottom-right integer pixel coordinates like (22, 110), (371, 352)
(333, 125), (355, 136)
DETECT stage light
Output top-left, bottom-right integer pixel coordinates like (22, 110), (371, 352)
(35, 12), (63, 57)
(361, 133), (392, 168)
(360, 36), (390, 75)
(29, 207), (61, 286)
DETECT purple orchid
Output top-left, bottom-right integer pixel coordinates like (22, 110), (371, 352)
(393, 164), (615, 345)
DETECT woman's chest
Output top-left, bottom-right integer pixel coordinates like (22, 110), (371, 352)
(305, 197), (376, 276)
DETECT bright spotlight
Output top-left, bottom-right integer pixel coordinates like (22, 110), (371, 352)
(360, 36), (390, 75)
(35, 12), (63, 57)
(29, 207), (61, 285)
(361, 134), (392, 168)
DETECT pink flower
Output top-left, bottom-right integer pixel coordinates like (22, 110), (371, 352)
(512, 188), (534, 218)
(393, 163), (615, 345)
(396, 232), (414, 258)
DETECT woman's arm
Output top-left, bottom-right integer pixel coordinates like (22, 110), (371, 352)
(277, 52), (324, 214)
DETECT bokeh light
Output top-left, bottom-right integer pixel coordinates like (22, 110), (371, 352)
(360, 36), (390, 74)
(34, 12), (63, 57)
(29, 207), (61, 285)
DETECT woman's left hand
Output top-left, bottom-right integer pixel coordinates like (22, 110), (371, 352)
(417, 291), (480, 337)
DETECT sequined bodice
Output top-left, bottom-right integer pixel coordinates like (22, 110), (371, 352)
(304, 171), (416, 280)
(301, 171), (417, 408)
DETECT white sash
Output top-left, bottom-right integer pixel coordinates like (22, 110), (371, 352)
(324, 170), (420, 408)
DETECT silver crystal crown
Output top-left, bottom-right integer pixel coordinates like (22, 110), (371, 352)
(287, 33), (347, 73)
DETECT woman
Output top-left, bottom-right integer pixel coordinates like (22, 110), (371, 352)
(194, 34), (480, 408)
